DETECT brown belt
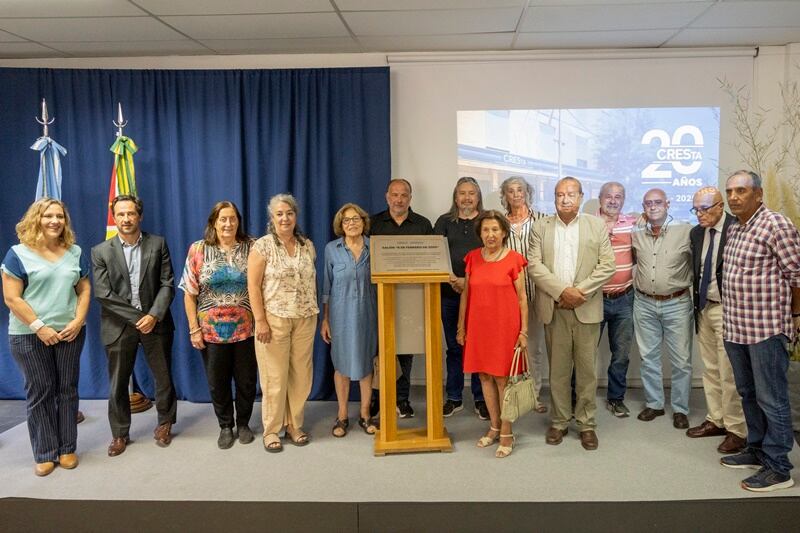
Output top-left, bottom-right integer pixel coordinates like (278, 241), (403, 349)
(604, 287), (633, 300)
(636, 288), (688, 301)
(706, 299), (721, 305)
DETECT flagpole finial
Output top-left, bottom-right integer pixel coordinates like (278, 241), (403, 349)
(113, 102), (128, 137)
(35, 98), (54, 138)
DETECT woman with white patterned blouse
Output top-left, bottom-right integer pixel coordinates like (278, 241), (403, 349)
(247, 194), (319, 453)
(180, 201), (256, 450)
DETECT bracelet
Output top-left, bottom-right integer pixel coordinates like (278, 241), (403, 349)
(189, 326), (202, 335)
(29, 319), (45, 333)
(519, 331), (528, 338)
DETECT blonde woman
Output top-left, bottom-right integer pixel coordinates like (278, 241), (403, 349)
(248, 194), (319, 453)
(2, 199), (90, 476)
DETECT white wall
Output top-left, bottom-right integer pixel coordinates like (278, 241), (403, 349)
(387, 48), (760, 389)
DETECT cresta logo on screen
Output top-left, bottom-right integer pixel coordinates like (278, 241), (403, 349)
(640, 126), (704, 186)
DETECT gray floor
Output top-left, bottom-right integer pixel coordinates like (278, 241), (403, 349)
(0, 400), (25, 434)
(1, 388), (798, 503)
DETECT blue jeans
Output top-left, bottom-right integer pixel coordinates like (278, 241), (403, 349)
(633, 292), (693, 414)
(600, 289), (634, 402)
(442, 295), (483, 403)
(724, 335), (794, 476)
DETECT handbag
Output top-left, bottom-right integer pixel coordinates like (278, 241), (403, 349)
(501, 346), (538, 423)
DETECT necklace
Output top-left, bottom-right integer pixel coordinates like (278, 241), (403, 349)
(482, 247), (504, 262)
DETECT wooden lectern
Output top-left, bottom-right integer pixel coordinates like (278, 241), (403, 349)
(371, 236), (453, 456)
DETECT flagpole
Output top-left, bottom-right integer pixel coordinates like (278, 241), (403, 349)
(108, 102), (151, 414)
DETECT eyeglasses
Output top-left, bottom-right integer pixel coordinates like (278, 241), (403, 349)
(643, 199), (665, 208)
(689, 201), (722, 216)
(342, 216), (363, 225)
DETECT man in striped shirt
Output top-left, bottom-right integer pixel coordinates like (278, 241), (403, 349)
(597, 182), (638, 418)
(720, 170), (800, 492)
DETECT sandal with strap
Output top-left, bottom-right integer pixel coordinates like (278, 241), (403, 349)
(285, 428), (310, 446)
(358, 417), (377, 435)
(477, 427), (500, 448)
(496, 434), (515, 458)
(332, 418), (349, 438)
(263, 433), (283, 453)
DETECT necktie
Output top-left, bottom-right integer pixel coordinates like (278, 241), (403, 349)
(698, 228), (716, 311)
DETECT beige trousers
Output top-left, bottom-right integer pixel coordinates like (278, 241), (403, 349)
(545, 308), (601, 431)
(255, 312), (317, 436)
(697, 302), (746, 438)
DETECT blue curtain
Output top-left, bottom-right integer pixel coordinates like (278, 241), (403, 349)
(0, 67), (390, 401)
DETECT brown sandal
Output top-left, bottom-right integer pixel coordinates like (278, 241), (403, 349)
(332, 418), (349, 438)
(358, 417), (377, 435)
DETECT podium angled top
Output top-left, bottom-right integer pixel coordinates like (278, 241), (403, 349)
(370, 235), (452, 284)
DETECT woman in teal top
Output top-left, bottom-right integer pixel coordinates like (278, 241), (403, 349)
(321, 203), (378, 437)
(1, 198), (90, 477)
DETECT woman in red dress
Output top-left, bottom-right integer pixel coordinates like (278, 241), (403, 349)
(457, 210), (528, 458)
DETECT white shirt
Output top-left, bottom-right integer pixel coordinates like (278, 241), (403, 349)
(699, 215), (726, 303)
(554, 213), (580, 286)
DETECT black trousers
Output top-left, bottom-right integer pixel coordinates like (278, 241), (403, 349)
(201, 337), (257, 428)
(106, 325), (176, 438)
(9, 329), (85, 463)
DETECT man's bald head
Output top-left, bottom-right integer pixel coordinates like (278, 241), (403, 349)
(692, 186), (724, 228)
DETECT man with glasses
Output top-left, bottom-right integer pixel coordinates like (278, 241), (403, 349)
(596, 182), (638, 418)
(369, 178), (434, 419)
(719, 170), (800, 492)
(632, 189), (693, 429)
(687, 187), (746, 454)
(434, 177), (487, 420)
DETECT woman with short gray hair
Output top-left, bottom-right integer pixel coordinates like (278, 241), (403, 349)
(248, 193), (319, 453)
(501, 176), (548, 413)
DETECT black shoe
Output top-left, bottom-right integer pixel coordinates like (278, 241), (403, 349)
(637, 407), (665, 421)
(741, 467), (795, 492)
(606, 400), (630, 418)
(396, 400), (414, 418)
(237, 425), (254, 445)
(720, 449), (762, 470)
(217, 428), (235, 449)
(369, 392), (380, 418)
(474, 400), (489, 421)
(443, 399), (463, 417)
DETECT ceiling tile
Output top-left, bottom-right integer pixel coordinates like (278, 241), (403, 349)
(0, 41), (66, 58)
(337, 0), (524, 10)
(666, 26), (800, 46)
(515, 29), (677, 48)
(527, 0), (710, 5)
(161, 13), (349, 39)
(201, 37), (360, 54)
(0, 28), (24, 41)
(521, 2), (713, 32)
(344, 8), (523, 36)
(133, 0), (334, 16)
(0, 0), (147, 18)
(43, 40), (211, 56)
(0, 17), (186, 41)
(359, 33), (514, 52)
(692, 1), (800, 28)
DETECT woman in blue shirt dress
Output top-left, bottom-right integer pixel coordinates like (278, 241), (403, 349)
(2, 199), (90, 477)
(321, 203), (378, 437)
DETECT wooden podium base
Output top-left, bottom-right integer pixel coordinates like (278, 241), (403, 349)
(374, 427), (452, 456)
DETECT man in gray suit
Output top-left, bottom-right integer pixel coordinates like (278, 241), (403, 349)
(528, 177), (615, 450)
(92, 195), (177, 457)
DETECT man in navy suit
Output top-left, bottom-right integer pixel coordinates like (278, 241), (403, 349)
(686, 186), (746, 454)
(92, 195), (176, 457)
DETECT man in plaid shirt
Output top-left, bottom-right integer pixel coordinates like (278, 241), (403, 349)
(720, 170), (800, 492)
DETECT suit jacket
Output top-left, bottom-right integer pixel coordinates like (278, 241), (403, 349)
(91, 232), (175, 346)
(527, 214), (616, 325)
(690, 213), (735, 332)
